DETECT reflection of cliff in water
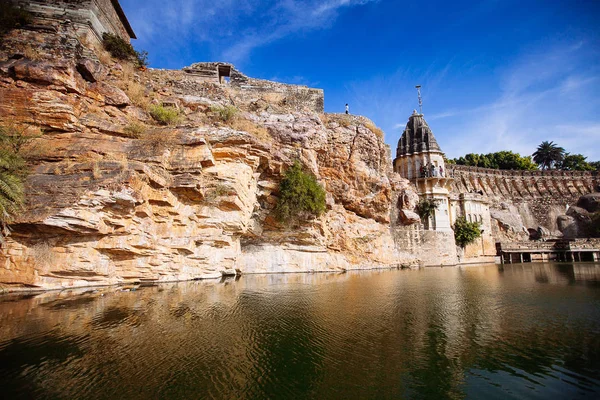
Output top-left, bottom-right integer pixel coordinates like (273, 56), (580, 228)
(0, 264), (599, 399)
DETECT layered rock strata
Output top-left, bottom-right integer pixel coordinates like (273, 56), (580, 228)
(0, 27), (419, 291)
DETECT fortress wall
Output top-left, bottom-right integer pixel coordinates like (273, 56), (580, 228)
(183, 63), (324, 113)
(446, 165), (599, 231)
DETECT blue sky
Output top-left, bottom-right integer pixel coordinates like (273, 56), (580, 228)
(120, 0), (600, 161)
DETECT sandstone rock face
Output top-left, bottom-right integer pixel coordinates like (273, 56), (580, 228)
(0, 29), (420, 291)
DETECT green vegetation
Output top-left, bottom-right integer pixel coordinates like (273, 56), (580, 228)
(0, 123), (39, 240)
(274, 161), (326, 225)
(102, 32), (148, 68)
(210, 105), (238, 122)
(415, 198), (438, 220)
(557, 153), (596, 171)
(148, 105), (180, 125)
(453, 216), (482, 248)
(450, 151), (537, 170)
(533, 141), (565, 170)
(0, 1), (32, 35)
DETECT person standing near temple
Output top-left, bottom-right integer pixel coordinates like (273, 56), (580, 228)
(345, 104), (349, 114)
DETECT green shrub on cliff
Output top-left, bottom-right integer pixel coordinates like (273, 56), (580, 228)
(0, 122), (38, 239)
(275, 161), (326, 225)
(148, 105), (180, 125)
(102, 32), (148, 68)
(210, 105), (238, 122)
(453, 217), (482, 248)
(0, 1), (32, 35)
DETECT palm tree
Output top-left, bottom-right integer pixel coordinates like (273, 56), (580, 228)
(532, 141), (565, 170)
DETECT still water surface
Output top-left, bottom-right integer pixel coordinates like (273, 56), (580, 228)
(1, 263), (599, 399)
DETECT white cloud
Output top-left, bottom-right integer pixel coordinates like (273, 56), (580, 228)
(430, 42), (600, 161)
(123, 0), (377, 65)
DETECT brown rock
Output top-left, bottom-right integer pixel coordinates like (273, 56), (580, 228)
(87, 82), (130, 107)
(12, 59), (82, 93)
(399, 209), (420, 225)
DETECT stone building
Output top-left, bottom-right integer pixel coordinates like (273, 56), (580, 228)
(394, 110), (453, 231)
(15, 0), (135, 43)
(393, 110), (459, 265)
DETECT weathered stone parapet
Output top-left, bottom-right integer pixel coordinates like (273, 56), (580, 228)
(183, 62), (324, 113)
(447, 164), (598, 200)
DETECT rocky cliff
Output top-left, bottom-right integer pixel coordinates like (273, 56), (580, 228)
(0, 27), (419, 291)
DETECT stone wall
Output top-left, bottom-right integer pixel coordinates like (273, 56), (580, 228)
(15, 0), (135, 42)
(183, 62), (324, 113)
(447, 164), (599, 232)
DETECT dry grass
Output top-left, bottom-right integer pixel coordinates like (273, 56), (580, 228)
(262, 92), (284, 104)
(104, 152), (129, 170)
(91, 161), (101, 179)
(363, 120), (384, 139)
(123, 121), (146, 138)
(229, 118), (272, 142)
(97, 49), (112, 65)
(320, 113), (352, 128)
(125, 81), (151, 108)
(137, 129), (177, 152)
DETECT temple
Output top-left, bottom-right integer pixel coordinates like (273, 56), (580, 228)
(394, 110), (496, 264)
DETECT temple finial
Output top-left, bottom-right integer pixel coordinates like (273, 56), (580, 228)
(415, 85), (423, 114)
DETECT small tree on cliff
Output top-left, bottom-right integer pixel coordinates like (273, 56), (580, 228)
(415, 198), (438, 220)
(275, 161), (326, 225)
(453, 217), (482, 248)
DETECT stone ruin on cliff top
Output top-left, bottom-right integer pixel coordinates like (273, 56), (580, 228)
(11, 1), (326, 113)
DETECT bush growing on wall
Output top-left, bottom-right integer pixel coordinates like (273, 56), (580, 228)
(453, 216), (482, 247)
(416, 198), (438, 220)
(102, 32), (148, 67)
(275, 161), (326, 225)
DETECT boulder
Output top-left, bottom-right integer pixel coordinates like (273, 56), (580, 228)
(399, 209), (420, 225)
(577, 193), (600, 213)
(88, 82), (130, 107)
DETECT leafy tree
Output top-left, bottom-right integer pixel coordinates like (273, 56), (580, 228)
(558, 153), (595, 171)
(532, 141), (565, 170)
(274, 161), (326, 225)
(415, 198), (438, 220)
(453, 217), (482, 248)
(590, 161), (600, 171)
(450, 151), (536, 170)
